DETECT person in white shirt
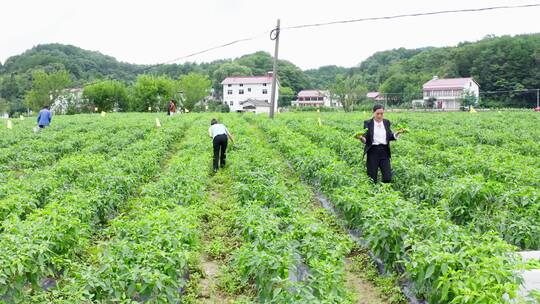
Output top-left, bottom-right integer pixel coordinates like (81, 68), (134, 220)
(208, 118), (234, 172)
(356, 104), (405, 183)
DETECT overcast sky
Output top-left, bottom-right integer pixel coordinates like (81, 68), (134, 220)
(1, 0), (539, 70)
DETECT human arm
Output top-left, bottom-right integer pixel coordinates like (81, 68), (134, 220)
(226, 129), (235, 144)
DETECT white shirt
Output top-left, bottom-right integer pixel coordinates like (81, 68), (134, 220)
(373, 120), (387, 145)
(209, 124), (229, 139)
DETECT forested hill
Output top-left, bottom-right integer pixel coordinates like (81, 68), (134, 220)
(0, 44), (146, 82)
(1, 33), (539, 111)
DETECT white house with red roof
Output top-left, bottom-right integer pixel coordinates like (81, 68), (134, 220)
(366, 92), (385, 102)
(221, 72), (279, 113)
(422, 76), (479, 109)
(292, 90), (340, 108)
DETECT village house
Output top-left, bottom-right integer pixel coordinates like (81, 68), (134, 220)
(52, 88), (84, 114)
(366, 92), (385, 102)
(292, 90), (341, 108)
(221, 72), (278, 113)
(422, 76), (479, 110)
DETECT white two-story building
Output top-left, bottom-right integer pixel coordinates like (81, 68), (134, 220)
(422, 76), (480, 109)
(221, 72), (279, 114)
(292, 90), (341, 108)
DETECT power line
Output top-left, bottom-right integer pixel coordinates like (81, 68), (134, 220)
(282, 3), (540, 30)
(81, 31), (269, 88)
(479, 88), (539, 94)
(80, 3), (540, 90)
(158, 31), (268, 65)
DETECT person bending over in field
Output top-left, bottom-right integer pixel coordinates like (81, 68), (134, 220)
(208, 118), (235, 173)
(355, 104), (406, 183)
(37, 105), (52, 129)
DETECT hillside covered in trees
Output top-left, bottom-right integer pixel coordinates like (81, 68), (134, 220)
(1, 33), (538, 114)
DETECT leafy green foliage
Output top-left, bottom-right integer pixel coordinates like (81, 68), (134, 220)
(82, 80), (129, 111)
(0, 114), (193, 301)
(330, 75), (368, 112)
(179, 72), (211, 111)
(252, 112), (525, 303)
(1, 111), (536, 303)
(130, 74), (180, 112)
(25, 69), (71, 111)
(278, 86), (295, 107)
(2, 33), (539, 113)
(221, 116), (354, 303)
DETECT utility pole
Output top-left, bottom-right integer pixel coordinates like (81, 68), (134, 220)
(537, 89), (539, 108)
(269, 19), (280, 119)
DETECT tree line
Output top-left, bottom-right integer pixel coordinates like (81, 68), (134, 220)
(1, 33), (539, 115)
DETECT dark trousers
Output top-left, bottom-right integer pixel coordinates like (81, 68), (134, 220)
(213, 134), (228, 170)
(366, 145), (392, 183)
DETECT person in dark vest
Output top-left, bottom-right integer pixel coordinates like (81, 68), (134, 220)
(37, 105), (52, 128)
(356, 104), (405, 183)
(208, 118), (234, 172)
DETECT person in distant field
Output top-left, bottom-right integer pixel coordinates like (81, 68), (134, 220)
(37, 105), (52, 129)
(168, 99), (176, 116)
(208, 118), (234, 172)
(355, 104), (405, 183)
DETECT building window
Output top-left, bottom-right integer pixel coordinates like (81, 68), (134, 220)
(228, 84), (232, 87)
(227, 90), (233, 95)
(239, 89), (244, 94)
(318, 97), (323, 101)
(262, 89), (268, 94)
(263, 83), (267, 87)
(239, 84), (243, 87)
(230, 101), (233, 106)
(248, 88), (251, 92)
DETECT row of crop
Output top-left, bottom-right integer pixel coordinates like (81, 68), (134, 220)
(29, 119), (212, 303)
(0, 117), (73, 152)
(392, 142), (540, 250)
(0, 118), (191, 301)
(282, 116), (540, 250)
(222, 117), (354, 303)
(0, 114), (155, 185)
(320, 113), (540, 187)
(249, 115), (522, 304)
(322, 111), (540, 157)
(0, 115), (104, 173)
(305, 115), (540, 250)
(0, 114), (177, 175)
(0, 118), (165, 226)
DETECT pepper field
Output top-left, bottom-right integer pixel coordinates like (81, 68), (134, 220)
(0, 111), (539, 303)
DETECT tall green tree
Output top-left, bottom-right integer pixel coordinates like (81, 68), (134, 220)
(0, 98), (9, 114)
(130, 75), (180, 112)
(278, 87), (295, 107)
(0, 74), (30, 115)
(330, 75), (367, 112)
(379, 73), (427, 105)
(83, 80), (129, 111)
(24, 69), (71, 111)
(179, 73), (211, 111)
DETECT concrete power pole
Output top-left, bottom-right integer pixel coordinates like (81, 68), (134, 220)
(269, 19), (280, 119)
